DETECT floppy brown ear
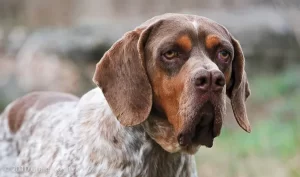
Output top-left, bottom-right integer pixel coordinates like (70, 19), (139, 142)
(93, 24), (158, 126)
(226, 37), (251, 133)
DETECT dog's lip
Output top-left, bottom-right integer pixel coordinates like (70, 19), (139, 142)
(179, 102), (216, 148)
(181, 124), (214, 153)
(177, 99), (224, 151)
(192, 120), (214, 148)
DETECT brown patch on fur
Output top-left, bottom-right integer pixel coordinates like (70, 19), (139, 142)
(176, 35), (192, 52)
(205, 35), (220, 49)
(89, 150), (99, 164)
(151, 66), (187, 134)
(7, 92), (78, 133)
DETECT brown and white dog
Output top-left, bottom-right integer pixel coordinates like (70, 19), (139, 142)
(0, 13), (251, 177)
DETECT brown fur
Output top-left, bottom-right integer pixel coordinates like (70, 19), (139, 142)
(93, 29), (154, 127)
(226, 37), (251, 132)
(7, 92), (78, 133)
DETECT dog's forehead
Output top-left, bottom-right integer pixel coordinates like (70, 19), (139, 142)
(139, 13), (229, 37)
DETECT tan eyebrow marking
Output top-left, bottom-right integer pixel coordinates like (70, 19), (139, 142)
(176, 35), (192, 52)
(205, 35), (221, 49)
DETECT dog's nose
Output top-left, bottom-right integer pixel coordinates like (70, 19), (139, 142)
(194, 70), (225, 91)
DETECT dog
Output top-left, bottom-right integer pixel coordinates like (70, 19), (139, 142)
(0, 13), (251, 177)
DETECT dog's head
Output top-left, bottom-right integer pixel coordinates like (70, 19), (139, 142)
(93, 14), (251, 154)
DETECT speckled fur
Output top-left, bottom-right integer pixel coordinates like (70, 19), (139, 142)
(0, 88), (197, 177)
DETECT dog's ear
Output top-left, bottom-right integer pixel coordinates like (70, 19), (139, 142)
(226, 37), (251, 133)
(93, 21), (161, 126)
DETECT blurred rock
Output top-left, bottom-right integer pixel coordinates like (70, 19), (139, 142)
(6, 26), (28, 56)
(16, 25), (118, 63)
(16, 53), (82, 93)
(0, 56), (14, 87)
(0, 28), (4, 54)
(10, 24), (129, 96)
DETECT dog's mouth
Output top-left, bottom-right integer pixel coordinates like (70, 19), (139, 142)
(178, 102), (222, 152)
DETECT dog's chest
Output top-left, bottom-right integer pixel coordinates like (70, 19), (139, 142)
(72, 100), (198, 177)
(74, 135), (197, 177)
(15, 93), (197, 177)
(72, 120), (197, 177)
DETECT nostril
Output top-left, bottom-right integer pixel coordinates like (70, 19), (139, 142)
(215, 76), (225, 87)
(213, 73), (225, 91)
(195, 76), (207, 87)
(194, 70), (211, 91)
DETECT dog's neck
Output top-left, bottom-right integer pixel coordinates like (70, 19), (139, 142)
(77, 88), (198, 177)
(142, 112), (181, 153)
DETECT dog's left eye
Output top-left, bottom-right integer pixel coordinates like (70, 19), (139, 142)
(163, 50), (179, 60)
(217, 50), (230, 62)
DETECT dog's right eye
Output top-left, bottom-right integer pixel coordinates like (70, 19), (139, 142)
(217, 50), (231, 63)
(163, 50), (179, 60)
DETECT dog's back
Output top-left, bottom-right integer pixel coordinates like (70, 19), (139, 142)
(0, 92), (78, 177)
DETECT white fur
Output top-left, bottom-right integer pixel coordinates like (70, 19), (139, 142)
(0, 88), (197, 177)
(192, 21), (199, 33)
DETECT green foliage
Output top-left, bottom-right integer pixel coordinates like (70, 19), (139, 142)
(250, 68), (300, 103)
(0, 101), (6, 113)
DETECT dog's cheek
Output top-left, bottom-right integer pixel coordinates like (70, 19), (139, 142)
(151, 74), (183, 125)
(224, 67), (232, 86)
(212, 91), (226, 137)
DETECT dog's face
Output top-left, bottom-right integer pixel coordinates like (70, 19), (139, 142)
(93, 14), (251, 154)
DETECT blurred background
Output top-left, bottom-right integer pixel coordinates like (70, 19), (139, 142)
(0, 0), (299, 176)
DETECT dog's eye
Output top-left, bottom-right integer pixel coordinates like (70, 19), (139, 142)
(217, 50), (230, 62)
(163, 50), (178, 60)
